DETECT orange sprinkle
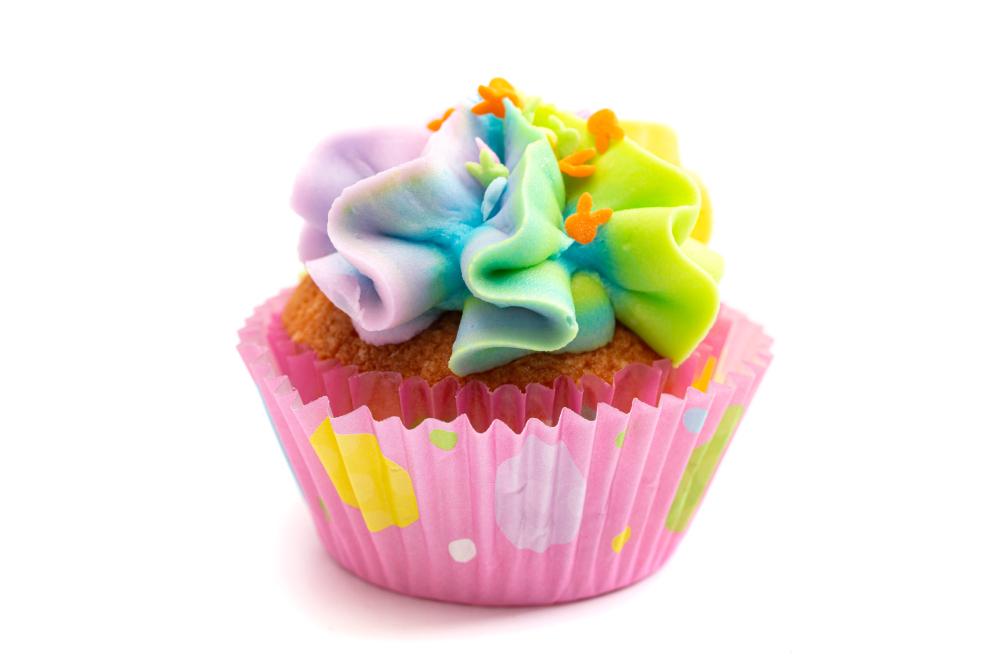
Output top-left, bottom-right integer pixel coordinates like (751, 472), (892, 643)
(587, 108), (625, 153)
(558, 148), (598, 177)
(565, 192), (613, 244)
(471, 77), (522, 118)
(427, 107), (454, 131)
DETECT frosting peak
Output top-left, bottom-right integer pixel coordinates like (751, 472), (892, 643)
(292, 82), (722, 376)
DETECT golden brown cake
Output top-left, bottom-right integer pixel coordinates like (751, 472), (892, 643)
(282, 275), (661, 390)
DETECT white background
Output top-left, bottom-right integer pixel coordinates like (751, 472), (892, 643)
(2, 1), (998, 656)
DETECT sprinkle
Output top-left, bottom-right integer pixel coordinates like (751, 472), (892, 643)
(545, 114), (580, 156)
(587, 108), (624, 153)
(465, 138), (509, 187)
(472, 77), (522, 118)
(565, 193), (613, 245)
(427, 107), (454, 131)
(558, 148), (598, 177)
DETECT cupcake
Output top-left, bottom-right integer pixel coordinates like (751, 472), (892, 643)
(238, 78), (772, 605)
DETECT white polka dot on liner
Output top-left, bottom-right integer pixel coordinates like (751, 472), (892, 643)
(448, 538), (477, 563)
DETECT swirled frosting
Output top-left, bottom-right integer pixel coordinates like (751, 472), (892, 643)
(291, 81), (723, 376)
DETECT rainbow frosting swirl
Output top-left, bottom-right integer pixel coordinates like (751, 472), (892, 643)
(292, 80), (723, 376)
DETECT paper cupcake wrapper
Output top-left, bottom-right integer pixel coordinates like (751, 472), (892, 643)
(238, 290), (772, 605)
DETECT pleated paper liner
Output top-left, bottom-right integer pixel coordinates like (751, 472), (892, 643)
(238, 289), (771, 605)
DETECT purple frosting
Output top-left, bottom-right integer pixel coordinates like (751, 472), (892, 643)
(291, 127), (428, 262)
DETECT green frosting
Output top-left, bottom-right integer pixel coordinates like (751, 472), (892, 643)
(451, 101), (721, 373)
(450, 108), (576, 374)
(533, 103), (722, 366)
(308, 93), (723, 376)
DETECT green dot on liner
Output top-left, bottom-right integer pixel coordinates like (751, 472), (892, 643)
(614, 430), (626, 449)
(429, 429), (458, 451)
(665, 404), (744, 533)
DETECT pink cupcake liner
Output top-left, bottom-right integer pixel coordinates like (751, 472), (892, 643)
(237, 289), (772, 605)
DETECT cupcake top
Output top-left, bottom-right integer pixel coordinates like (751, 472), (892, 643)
(292, 79), (722, 376)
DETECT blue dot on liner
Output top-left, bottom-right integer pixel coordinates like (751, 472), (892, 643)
(682, 407), (708, 434)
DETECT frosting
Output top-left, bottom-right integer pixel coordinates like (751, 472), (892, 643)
(291, 81), (723, 376)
